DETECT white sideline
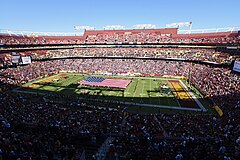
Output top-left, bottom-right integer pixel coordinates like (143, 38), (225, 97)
(179, 80), (207, 112)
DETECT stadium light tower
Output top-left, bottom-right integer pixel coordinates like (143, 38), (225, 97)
(103, 25), (125, 30)
(74, 25), (95, 30)
(133, 24), (156, 29)
(166, 22), (192, 30)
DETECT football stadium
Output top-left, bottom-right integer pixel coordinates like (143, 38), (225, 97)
(0, 1), (240, 160)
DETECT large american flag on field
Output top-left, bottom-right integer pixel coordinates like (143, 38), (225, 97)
(79, 77), (131, 89)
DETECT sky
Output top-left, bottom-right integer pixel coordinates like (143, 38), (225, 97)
(0, 0), (239, 33)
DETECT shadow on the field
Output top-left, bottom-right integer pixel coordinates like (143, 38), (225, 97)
(65, 83), (80, 88)
(15, 86), (212, 110)
(33, 82), (125, 92)
(8, 81), (240, 115)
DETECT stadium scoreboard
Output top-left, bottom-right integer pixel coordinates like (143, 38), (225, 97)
(21, 56), (32, 64)
(233, 60), (240, 73)
(9, 52), (32, 66)
(12, 55), (21, 64)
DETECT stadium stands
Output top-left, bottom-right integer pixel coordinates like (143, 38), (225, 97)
(30, 48), (240, 64)
(0, 27), (239, 45)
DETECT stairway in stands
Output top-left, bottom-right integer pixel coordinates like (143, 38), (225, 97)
(70, 135), (106, 159)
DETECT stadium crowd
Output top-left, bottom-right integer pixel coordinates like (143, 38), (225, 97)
(0, 36), (83, 45)
(0, 48), (235, 66)
(85, 32), (240, 45)
(1, 47), (240, 67)
(1, 48), (238, 66)
(1, 31), (240, 45)
(0, 92), (125, 159)
(1, 57), (240, 159)
(30, 48), (237, 64)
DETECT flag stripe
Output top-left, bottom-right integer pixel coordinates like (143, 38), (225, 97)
(79, 77), (131, 89)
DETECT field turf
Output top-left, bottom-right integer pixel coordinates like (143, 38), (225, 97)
(16, 73), (209, 111)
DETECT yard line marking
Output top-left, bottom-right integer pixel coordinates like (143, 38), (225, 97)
(138, 80), (145, 103)
(132, 79), (139, 98)
(125, 78), (135, 97)
(156, 80), (161, 105)
(149, 79), (152, 104)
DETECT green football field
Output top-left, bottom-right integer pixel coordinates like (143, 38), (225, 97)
(15, 73), (210, 112)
